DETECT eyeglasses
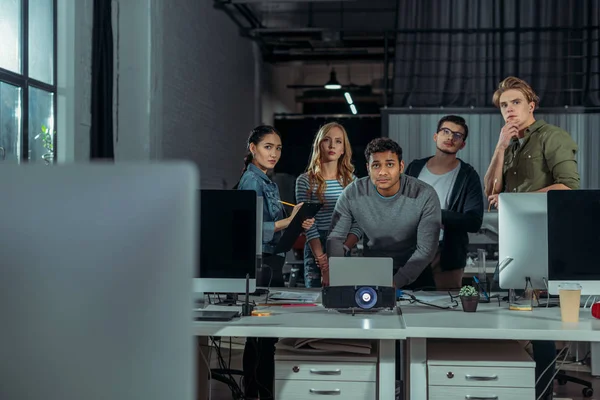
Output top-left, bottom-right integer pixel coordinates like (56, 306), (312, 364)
(438, 127), (465, 142)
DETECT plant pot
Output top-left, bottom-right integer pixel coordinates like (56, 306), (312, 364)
(460, 295), (480, 312)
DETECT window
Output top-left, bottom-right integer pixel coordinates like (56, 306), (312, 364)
(0, 0), (57, 163)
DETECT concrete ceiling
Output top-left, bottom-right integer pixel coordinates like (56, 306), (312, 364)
(214, 0), (399, 63)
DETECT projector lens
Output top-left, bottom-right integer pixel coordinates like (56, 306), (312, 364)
(355, 287), (377, 309)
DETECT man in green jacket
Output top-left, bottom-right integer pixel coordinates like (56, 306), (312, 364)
(484, 76), (580, 400)
(484, 76), (579, 206)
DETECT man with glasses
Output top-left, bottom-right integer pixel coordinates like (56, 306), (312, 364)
(405, 115), (484, 289)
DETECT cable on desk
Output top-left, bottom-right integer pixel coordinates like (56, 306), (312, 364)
(399, 292), (458, 310)
(536, 346), (571, 400)
(542, 278), (550, 309)
(535, 346), (569, 386)
(584, 295), (597, 309)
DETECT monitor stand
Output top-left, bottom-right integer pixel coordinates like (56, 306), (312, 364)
(508, 277), (535, 311)
(214, 293), (238, 306)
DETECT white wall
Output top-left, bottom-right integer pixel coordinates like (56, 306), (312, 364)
(160, 0), (257, 189)
(112, 0), (260, 189)
(56, 0), (93, 162)
(112, 0), (161, 162)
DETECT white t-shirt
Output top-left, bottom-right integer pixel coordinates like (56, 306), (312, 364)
(417, 163), (461, 240)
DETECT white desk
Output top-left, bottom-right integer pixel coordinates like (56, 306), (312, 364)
(194, 301), (599, 399)
(195, 304), (404, 399)
(402, 302), (600, 399)
(195, 304), (405, 339)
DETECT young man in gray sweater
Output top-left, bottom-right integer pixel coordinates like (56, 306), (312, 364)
(327, 137), (442, 289)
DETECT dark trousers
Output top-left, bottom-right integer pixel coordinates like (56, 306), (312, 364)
(256, 253), (285, 288)
(243, 254), (285, 398)
(243, 337), (277, 399)
(533, 340), (557, 399)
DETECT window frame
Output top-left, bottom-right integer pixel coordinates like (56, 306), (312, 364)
(0, 0), (58, 163)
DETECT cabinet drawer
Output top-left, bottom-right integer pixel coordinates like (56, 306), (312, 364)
(428, 365), (534, 388)
(275, 360), (376, 382)
(429, 385), (535, 400)
(275, 380), (375, 400)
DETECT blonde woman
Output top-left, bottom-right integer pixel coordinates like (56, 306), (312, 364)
(295, 122), (361, 287)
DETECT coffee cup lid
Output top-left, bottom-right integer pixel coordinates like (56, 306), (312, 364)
(558, 282), (582, 290)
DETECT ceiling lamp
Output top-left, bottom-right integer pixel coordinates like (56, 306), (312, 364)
(324, 69), (342, 90)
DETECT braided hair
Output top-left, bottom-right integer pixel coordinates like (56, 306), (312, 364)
(233, 125), (281, 189)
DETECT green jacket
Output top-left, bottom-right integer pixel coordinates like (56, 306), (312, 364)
(502, 119), (579, 193)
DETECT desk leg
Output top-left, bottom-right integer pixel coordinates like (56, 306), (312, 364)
(379, 339), (396, 400)
(407, 338), (427, 400)
(591, 342), (600, 377)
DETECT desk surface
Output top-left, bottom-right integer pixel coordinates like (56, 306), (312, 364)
(401, 302), (600, 342)
(194, 304), (406, 339)
(194, 297), (599, 342)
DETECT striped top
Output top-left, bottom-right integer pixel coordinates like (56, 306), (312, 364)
(295, 173), (362, 241)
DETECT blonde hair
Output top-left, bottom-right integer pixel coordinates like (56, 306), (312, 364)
(492, 76), (540, 108)
(305, 122), (354, 203)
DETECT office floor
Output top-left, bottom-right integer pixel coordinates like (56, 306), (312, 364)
(206, 342), (600, 400)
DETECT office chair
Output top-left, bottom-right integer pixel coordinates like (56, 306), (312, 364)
(555, 371), (594, 397)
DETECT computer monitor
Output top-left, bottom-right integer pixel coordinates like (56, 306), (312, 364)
(547, 190), (600, 295)
(0, 162), (197, 400)
(194, 189), (258, 294)
(498, 192), (548, 290)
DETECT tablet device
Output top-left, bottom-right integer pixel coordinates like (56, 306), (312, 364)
(274, 201), (322, 254)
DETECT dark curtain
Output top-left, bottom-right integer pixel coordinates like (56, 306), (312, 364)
(392, 0), (600, 107)
(90, 0), (114, 159)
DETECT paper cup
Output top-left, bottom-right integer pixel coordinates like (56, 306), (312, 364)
(558, 283), (582, 323)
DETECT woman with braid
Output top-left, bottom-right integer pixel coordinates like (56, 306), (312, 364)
(235, 125), (313, 400)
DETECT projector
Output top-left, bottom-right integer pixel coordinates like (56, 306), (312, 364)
(322, 285), (396, 312)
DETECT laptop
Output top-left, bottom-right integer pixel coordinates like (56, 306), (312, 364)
(328, 257), (394, 287)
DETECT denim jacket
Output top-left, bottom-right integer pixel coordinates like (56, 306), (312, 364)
(237, 163), (286, 254)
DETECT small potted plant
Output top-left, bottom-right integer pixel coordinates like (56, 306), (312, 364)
(459, 285), (480, 312)
(35, 124), (55, 165)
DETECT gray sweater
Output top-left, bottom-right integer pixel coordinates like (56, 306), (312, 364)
(327, 175), (441, 288)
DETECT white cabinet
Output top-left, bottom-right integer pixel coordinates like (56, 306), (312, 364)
(427, 340), (535, 400)
(275, 350), (378, 399)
